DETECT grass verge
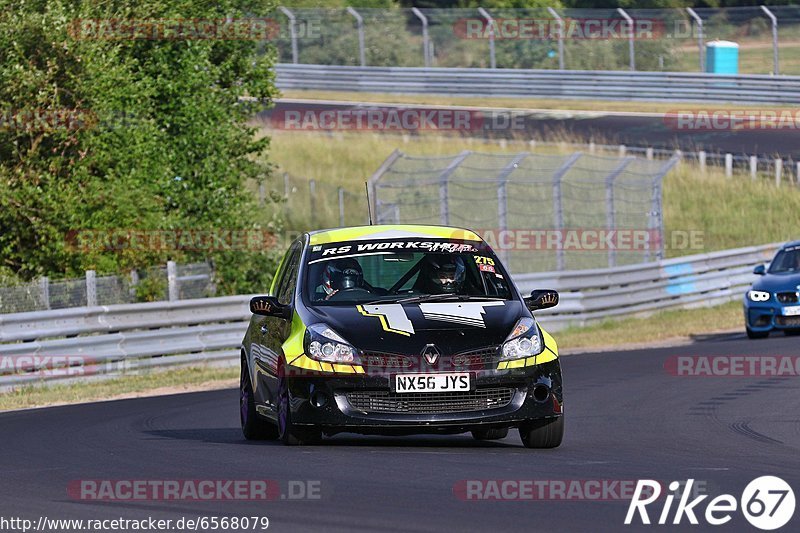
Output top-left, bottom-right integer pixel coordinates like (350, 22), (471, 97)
(0, 365), (238, 412)
(555, 301), (743, 351)
(266, 130), (800, 257)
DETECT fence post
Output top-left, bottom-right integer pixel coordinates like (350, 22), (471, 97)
(411, 7), (430, 67)
(775, 159), (783, 187)
(547, 7), (565, 70)
(699, 150), (706, 173)
(283, 173), (290, 197)
(750, 155), (758, 180)
(605, 157), (635, 268)
(309, 179), (317, 227)
(167, 261), (178, 302)
(39, 276), (50, 310)
(495, 153), (528, 269)
(686, 8), (704, 72)
(258, 180), (266, 206)
(619, 144), (626, 157)
(477, 8), (496, 69)
(437, 151), (471, 225)
(86, 270), (97, 307)
(646, 147), (654, 160)
(588, 141), (595, 154)
(761, 6), (779, 75)
(278, 7), (299, 64)
(796, 162), (800, 186)
(130, 269), (139, 300)
(617, 8), (635, 71)
(346, 7), (366, 67)
(552, 153), (582, 271)
(338, 187), (345, 226)
(725, 153), (733, 178)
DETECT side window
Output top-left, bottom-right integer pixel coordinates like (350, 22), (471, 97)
(277, 242), (302, 305)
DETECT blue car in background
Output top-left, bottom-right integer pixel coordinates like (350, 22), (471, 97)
(744, 240), (800, 339)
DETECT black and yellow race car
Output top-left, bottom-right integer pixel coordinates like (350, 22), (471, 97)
(240, 225), (563, 448)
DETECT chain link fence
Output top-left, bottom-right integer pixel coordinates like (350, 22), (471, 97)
(369, 150), (678, 273)
(273, 6), (800, 75)
(0, 262), (215, 315)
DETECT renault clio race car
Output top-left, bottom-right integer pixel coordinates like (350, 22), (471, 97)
(744, 240), (800, 339)
(240, 225), (563, 447)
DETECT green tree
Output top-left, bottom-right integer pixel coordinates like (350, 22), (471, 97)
(0, 0), (281, 294)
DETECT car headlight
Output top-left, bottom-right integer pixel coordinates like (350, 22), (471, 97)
(303, 323), (358, 364)
(747, 290), (771, 302)
(500, 317), (544, 361)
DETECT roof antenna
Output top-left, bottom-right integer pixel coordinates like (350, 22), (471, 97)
(365, 182), (374, 225)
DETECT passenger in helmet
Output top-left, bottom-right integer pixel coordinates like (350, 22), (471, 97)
(419, 255), (466, 294)
(322, 258), (365, 299)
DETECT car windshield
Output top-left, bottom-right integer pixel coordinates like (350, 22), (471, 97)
(304, 238), (513, 305)
(768, 247), (800, 274)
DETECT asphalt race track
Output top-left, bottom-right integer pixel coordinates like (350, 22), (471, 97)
(260, 100), (800, 159)
(1, 332), (798, 532)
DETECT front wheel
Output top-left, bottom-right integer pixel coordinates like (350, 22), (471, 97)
(277, 364), (322, 446)
(240, 358), (278, 440)
(519, 416), (564, 449)
(746, 327), (770, 339)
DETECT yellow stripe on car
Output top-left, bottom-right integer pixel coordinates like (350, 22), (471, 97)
(309, 224), (482, 245)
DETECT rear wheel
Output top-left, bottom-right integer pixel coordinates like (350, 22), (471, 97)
(471, 428), (509, 441)
(746, 327), (770, 339)
(240, 358), (278, 440)
(519, 416), (564, 449)
(277, 363), (322, 446)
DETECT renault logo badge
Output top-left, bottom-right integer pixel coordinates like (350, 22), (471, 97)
(422, 344), (440, 365)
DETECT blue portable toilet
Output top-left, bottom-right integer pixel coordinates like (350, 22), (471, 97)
(706, 40), (739, 74)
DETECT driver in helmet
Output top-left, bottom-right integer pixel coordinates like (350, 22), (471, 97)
(322, 258), (365, 300)
(419, 255), (466, 295)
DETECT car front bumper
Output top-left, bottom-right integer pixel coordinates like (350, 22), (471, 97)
(744, 300), (800, 332)
(275, 360), (563, 435)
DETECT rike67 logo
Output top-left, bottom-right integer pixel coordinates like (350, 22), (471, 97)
(626, 477), (795, 530)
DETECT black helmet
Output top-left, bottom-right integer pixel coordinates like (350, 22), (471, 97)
(422, 255), (466, 294)
(323, 258), (364, 295)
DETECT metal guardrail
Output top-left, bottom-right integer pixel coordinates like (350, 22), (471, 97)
(519, 243), (779, 331)
(0, 243), (780, 389)
(275, 64), (800, 105)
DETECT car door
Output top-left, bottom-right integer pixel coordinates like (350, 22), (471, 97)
(254, 239), (303, 411)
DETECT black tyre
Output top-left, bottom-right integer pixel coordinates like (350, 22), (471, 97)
(519, 416), (564, 449)
(277, 363), (321, 446)
(240, 357), (279, 440)
(471, 428), (509, 440)
(746, 327), (770, 339)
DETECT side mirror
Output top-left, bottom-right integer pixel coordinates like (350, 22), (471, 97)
(524, 289), (559, 311)
(753, 264), (766, 275)
(250, 296), (291, 319)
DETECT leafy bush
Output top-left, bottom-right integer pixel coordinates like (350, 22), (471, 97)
(0, 0), (282, 294)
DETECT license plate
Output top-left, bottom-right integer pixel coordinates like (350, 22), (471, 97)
(783, 306), (800, 316)
(393, 373), (472, 393)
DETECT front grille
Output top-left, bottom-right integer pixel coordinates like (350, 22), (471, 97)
(360, 346), (500, 372)
(776, 316), (800, 327)
(344, 387), (515, 414)
(777, 292), (799, 304)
